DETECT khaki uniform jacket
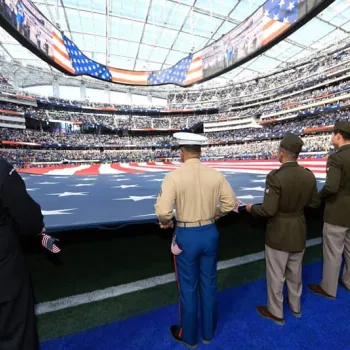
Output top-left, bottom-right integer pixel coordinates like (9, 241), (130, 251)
(320, 144), (350, 227)
(154, 158), (237, 224)
(251, 162), (320, 252)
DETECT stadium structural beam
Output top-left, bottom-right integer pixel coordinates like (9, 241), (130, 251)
(316, 15), (349, 35)
(203, 0), (242, 47)
(43, 0), (56, 25)
(132, 0), (153, 70)
(0, 42), (13, 59)
(284, 38), (316, 51)
(60, 0), (73, 39)
(161, 0), (199, 70)
(106, 0), (110, 67)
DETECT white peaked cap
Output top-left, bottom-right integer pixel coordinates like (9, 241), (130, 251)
(173, 132), (208, 146)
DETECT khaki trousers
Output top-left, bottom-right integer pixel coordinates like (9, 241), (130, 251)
(265, 245), (304, 319)
(320, 222), (350, 297)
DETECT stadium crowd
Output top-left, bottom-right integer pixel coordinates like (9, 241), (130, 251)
(1, 133), (330, 166)
(1, 73), (346, 132)
(1, 107), (346, 146)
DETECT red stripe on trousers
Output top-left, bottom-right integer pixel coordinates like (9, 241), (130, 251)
(173, 254), (183, 338)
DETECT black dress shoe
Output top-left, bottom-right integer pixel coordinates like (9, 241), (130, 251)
(169, 325), (198, 349)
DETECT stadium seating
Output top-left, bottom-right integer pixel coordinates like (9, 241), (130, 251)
(2, 46), (350, 165)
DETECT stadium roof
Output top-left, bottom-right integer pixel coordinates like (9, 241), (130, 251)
(1, 0), (350, 89)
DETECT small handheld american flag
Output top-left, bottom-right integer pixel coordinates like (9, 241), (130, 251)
(171, 234), (183, 256)
(233, 199), (246, 213)
(41, 234), (61, 254)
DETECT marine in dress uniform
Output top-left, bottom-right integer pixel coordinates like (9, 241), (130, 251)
(155, 133), (237, 348)
(246, 133), (320, 325)
(308, 121), (350, 298)
(0, 159), (45, 350)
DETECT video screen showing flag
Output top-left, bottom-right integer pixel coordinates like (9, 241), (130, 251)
(0, 0), (327, 87)
(199, 0), (325, 82)
(0, 0), (56, 58)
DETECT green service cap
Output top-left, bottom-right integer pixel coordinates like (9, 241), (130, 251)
(334, 121), (350, 134)
(280, 133), (304, 154)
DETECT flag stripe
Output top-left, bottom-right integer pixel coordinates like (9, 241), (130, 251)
(262, 20), (290, 46)
(187, 64), (202, 75)
(53, 44), (70, 61)
(53, 55), (75, 74)
(184, 54), (203, 86)
(109, 69), (150, 77)
(262, 0), (297, 46)
(111, 77), (149, 85)
(52, 39), (72, 63)
(109, 68), (150, 84)
(184, 75), (202, 86)
(52, 31), (75, 74)
(263, 18), (276, 31)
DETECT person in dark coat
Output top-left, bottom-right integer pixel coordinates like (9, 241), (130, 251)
(246, 133), (320, 325)
(0, 158), (45, 350)
(309, 121), (350, 298)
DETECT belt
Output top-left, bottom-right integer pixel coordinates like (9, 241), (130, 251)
(276, 212), (303, 218)
(177, 219), (215, 228)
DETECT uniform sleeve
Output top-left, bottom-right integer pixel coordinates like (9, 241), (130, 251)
(215, 176), (237, 217)
(309, 174), (321, 208)
(154, 174), (176, 224)
(1, 162), (45, 236)
(251, 172), (280, 218)
(319, 154), (341, 200)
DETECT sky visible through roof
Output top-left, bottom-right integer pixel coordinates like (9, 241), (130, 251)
(0, 0), (350, 88)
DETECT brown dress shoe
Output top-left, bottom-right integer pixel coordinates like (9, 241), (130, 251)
(339, 279), (350, 291)
(308, 284), (335, 299)
(256, 305), (285, 325)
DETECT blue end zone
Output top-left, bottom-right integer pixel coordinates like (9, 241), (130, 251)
(41, 261), (350, 349)
(22, 172), (325, 232)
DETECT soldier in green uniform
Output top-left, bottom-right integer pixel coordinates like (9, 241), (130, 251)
(246, 133), (320, 325)
(308, 121), (350, 298)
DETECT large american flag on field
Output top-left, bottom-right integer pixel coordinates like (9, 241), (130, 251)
(262, 0), (300, 46)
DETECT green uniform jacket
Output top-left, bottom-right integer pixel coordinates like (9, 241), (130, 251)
(251, 162), (320, 252)
(320, 144), (350, 227)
